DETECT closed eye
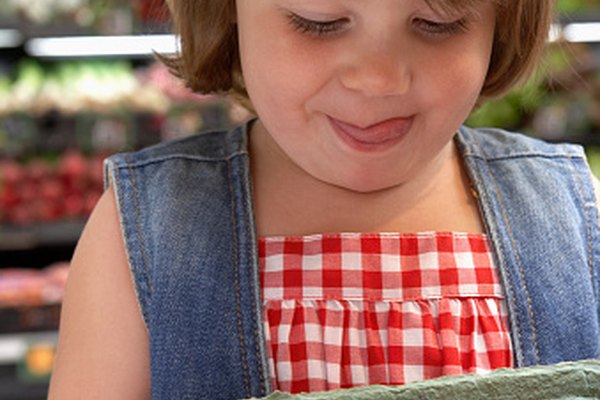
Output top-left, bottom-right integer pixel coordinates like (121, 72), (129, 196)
(413, 18), (469, 37)
(287, 13), (350, 38)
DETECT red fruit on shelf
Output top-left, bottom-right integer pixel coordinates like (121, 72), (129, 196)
(0, 185), (21, 210)
(0, 160), (26, 186)
(84, 190), (103, 215)
(39, 178), (64, 204)
(63, 193), (85, 218)
(17, 181), (37, 203)
(58, 150), (89, 191)
(27, 159), (52, 184)
(88, 154), (106, 189)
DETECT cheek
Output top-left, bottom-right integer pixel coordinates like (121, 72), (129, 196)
(418, 43), (492, 117)
(242, 28), (319, 101)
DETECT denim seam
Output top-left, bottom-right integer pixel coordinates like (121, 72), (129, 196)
(490, 182), (541, 364)
(469, 166), (524, 364)
(118, 152), (249, 169)
(567, 156), (596, 293)
(241, 159), (267, 395)
(469, 132), (541, 365)
(126, 158), (153, 293)
(241, 120), (271, 394)
(460, 153), (585, 162)
(228, 159), (252, 398)
(110, 163), (150, 332)
(461, 135), (524, 365)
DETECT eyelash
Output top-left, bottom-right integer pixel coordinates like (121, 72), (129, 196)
(413, 18), (469, 36)
(287, 13), (350, 37)
(287, 13), (469, 39)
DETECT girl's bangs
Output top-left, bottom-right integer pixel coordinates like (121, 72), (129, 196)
(423, 0), (500, 17)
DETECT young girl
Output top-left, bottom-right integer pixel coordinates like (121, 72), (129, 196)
(48, 0), (600, 399)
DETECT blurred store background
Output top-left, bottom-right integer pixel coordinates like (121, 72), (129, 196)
(0, 0), (598, 398)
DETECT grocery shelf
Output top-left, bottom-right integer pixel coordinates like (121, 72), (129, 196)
(0, 331), (57, 366)
(0, 305), (61, 336)
(0, 16), (170, 37)
(25, 34), (178, 59)
(0, 220), (85, 251)
(0, 370), (48, 400)
(0, 331), (55, 400)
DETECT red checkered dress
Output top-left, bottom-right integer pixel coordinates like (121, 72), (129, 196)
(259, 232), (513, 394)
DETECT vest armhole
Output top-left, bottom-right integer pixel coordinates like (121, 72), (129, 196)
(103, 156), (151, 333)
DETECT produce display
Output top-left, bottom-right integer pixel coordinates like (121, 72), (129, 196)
(0, 262), (69, 335)
(0, 1), (234, 394)
(0, 57), (250, 227)
(1, 60), (171, 116)
(0, 262), (68, 309)
(2, 0), (168, 31)
(0, 151), (104, 225)
(4, 0), (92, 25)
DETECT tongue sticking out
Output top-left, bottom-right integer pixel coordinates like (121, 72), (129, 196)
(328, 116), (413, 151)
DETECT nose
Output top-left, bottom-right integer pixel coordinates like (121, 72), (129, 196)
(338, 40), (411, 97)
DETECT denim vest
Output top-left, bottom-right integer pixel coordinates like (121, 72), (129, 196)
(104, 122), (600, 400)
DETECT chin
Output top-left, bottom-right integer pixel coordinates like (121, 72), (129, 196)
(325, 172), (404, 194)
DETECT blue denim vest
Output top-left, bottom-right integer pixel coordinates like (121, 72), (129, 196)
(104, 122), (600, 400)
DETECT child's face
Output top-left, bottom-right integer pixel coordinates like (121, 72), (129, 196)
(237, 0), (496, 192)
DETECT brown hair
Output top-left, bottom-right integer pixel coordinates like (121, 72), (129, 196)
(161, 0), (555, 104)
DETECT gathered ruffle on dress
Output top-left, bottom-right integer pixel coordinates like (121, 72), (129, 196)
(259, 232), (513, 394)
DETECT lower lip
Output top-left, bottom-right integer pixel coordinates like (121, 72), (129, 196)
(328, 115), (414, 153)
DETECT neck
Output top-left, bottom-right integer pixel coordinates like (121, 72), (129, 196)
(249, 121), (483, 237)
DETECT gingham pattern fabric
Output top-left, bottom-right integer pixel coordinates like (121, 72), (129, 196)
(259, 232), (513, 394)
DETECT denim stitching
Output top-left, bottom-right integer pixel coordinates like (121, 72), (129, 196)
(566, 156), (596, 291)
(458, 133), (524, 363)
(241, 157), (267, 395)
(111, 164), (150, 331)
(241, 122), (270, 394)
(240, 120), (269, 394)
(469, 167), (525, 363)
(467, 132), (541, 364)
(488, 175), (541, 364)
(227, 159), (252, 398)
(126, 159), (153, 292)
(122, 151), (249, 169)
(467, 154), (585, 162)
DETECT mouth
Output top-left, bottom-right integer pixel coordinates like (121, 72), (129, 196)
(327, 115), (414, 152)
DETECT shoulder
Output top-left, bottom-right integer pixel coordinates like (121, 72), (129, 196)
(456, 125), (585, 161)
(48, 186), (150, 399)
(106, 120), (253, 171)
